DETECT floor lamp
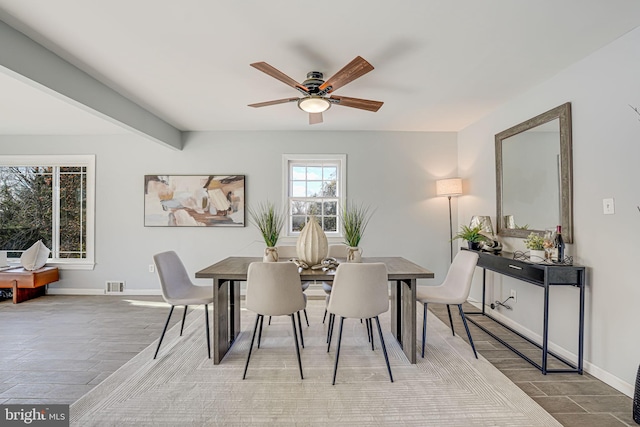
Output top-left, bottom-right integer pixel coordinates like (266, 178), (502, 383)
(436, 178), (463, 263)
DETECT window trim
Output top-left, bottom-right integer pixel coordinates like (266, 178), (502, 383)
(0, 155), (95, 270)
(282, 153), (346, 238)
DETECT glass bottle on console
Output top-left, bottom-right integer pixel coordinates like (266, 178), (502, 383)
(543, 228), (555, 261)
(553, 225), (565, 263)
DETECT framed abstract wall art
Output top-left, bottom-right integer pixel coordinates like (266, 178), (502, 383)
(144, 175), (245, 227)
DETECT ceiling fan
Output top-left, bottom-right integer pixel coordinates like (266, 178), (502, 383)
(248, 56), (383, 125)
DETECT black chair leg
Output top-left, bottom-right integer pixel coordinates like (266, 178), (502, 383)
(257, 314), (264, 348)
(297, 311), (305, 348)
(326, 313), (331, 343)
(243, 314), (261, 379)
(205, 304), (211, 359)
(268, 316), (271, 325)
(366, 317), (371, 342)
(422, 302), (427, 358)
(327, 313), (335, 351)
(332, 316), (345, 385)
(375, 316), (393, 382)
(290, 314), (304, 380)
(303, 309), (309, 327)
(458, 304), (478, 359)
(446, 304), (455, 336)
(323, 309), (327, 324)
(180, 305), (188, 336)
(368, 318), (375, 350)
(154, 305), (175, 359)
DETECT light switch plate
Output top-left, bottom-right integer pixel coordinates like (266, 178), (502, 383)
(603, 198), (615, 215)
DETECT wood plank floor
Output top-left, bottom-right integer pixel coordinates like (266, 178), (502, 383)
(0, 295), (180, 405)
(0, 295), (635, 426)
(428, 303), (636, 427)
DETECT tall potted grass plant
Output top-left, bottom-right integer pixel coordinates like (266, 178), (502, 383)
(340, 201), (374, 262)
(248, 201), (285, 262)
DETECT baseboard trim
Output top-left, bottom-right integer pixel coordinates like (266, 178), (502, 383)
(467, 299), (634, 397)
(46, 287), (323, 298)
(583, 360), (634, 397)
(47, 288), (162, 296)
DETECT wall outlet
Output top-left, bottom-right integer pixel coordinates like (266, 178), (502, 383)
(149, 264), (155, 273)
(510, 289), (517, 303)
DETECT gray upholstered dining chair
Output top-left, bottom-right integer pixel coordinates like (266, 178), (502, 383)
(417, 250), (479, 359)
(243, 261), (306, 380)
(266, 246), (309, 330)
(153, 251), (213, 359)
(326, 262), (393, 385)
(276, 244), (311, 290)
(321, 244), (348, 323)
(275, 245), (299, 261)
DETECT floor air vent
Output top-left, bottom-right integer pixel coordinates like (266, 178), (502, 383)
(105, 281), (125, 294)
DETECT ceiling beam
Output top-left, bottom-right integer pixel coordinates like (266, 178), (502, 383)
(0, 19), (182, 150)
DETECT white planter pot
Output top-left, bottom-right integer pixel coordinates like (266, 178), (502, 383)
(263, 247), (278, 262)
(529, 249), (546, 261)
(346, 246), (362, 263)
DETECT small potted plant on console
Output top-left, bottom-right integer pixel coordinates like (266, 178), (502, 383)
(524, 232), (546, 261)
(452, 225), (487, 250)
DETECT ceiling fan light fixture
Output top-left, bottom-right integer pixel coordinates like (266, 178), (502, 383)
(298, 96), (331, 113)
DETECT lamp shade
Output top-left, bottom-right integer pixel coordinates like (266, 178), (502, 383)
(298, 97), (331, 113)
(436, 178), (463, 197)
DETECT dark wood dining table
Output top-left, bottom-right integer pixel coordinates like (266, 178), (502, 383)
(195, 256), (434, 364)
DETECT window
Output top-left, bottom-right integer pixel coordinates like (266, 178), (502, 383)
(0, 155), (95, 269)
(283, 154), (346, 236)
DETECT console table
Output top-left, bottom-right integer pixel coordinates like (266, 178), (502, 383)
(463, 249), (585, 374)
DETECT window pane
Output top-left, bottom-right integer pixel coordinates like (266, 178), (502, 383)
(0, 166), (53, 252)
(321, 179), (337, 197)
(60, 166), (83, 173)
(323, 167), (337, 180)
(291, 201), (309, 215)
(306, 167), (322, 180)
(323, 216), (337, 232)
(306, 181), (322, 197)
(309, 201), (322, 216)
(324, 201), (337, 215)
(59, 168), (86, 258)
(292, 167), (306, 180)
(292, 215), (306, 232)
(291, 181), (306, 197)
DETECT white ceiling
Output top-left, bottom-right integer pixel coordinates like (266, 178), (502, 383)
(1, 0), (640, 137)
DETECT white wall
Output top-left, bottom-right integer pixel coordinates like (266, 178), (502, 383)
(0, 130), (458, 292)
(458, 26), (640, 396)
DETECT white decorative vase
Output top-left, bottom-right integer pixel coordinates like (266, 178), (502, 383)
(263, 247), (278, 262)
(529, 250), (545, 261)
(296, 217), (328, 266)
(346, 246), (362, 263)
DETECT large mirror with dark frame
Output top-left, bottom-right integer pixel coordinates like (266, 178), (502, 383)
(495, 102), (573, 243)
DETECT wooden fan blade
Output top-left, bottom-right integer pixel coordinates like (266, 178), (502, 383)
(248, 97), (299, 108)
(318, 56), (374, 93)
(250, 62), (309, 93)
(309, 112), (323, 125)
(329, 95), (383, 112)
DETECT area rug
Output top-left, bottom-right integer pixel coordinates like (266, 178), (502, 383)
(71, 300), (560, 426)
